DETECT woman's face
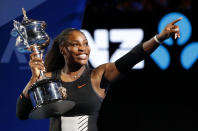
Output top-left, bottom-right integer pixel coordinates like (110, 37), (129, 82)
(61, 30), (90, 66)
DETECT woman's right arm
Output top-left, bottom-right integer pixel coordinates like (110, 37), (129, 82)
(16, 52), (45, 120)
(100, 18), (182, 81)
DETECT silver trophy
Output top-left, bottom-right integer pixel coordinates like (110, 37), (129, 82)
(11, 8), (75, 120)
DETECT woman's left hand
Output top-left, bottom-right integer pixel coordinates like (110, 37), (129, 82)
(158, 17), (182, 41)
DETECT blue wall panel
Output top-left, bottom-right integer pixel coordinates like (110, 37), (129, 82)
(0, 0), (87, 130)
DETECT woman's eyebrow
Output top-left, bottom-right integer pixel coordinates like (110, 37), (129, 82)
(69, 39), (88, 43)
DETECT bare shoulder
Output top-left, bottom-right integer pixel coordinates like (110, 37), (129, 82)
(92, 62), (119, 81)
(91, 64), (106, 79)
(44, 72), (52, 78)
(92, 63), (113, 75)
(93, 63), (114, 72)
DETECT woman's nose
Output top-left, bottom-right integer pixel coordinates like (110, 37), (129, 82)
(78, 45), (86, 51)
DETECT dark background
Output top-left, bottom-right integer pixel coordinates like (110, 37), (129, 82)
(0, 0), (197, 130)
(82, 0), (198, 131)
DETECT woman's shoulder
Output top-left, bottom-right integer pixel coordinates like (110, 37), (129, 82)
(91, 63), (109, 79)
(92, 62), (120, 81)
(44, 69), (61, 79)
(44, 72), (52, 78)
(92, 63), (114, 73)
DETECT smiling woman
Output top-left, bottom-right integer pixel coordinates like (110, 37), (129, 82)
(60, 30), (90, 67)
(16, 18), (182, 131)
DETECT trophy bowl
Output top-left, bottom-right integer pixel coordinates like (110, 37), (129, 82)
(29, 78), (75, 120)
(11, 8), (75, 119)
(11, 19), (49, 53)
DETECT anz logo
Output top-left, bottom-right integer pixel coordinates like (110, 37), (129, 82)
(81, 29), (144, 69)
(151, 12), (197, 70)
(0, 12), (196, 70)
(83, 12), (197, 70)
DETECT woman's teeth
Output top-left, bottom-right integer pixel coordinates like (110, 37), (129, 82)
(78, 54), (87, 59)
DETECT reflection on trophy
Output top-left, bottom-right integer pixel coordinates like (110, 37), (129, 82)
(11, 8), (75, 120)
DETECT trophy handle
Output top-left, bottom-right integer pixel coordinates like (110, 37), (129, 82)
(13, 20), (29, 47)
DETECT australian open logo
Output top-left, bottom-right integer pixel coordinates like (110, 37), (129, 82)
(151, 12), (197, 70)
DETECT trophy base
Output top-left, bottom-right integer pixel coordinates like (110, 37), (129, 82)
(29, 99), (75, 120)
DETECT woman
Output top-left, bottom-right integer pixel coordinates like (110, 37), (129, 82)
(16, 18), (181, 131)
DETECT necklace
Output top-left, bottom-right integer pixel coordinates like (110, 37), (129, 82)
(61, 68), (84, 79)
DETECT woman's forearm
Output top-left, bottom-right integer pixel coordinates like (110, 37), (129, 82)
(16, 93), (33, 120)
(16, 77), (37, 120)
(115, 42), (149, 73)
(114, 34), (167, 73)
(142, 34), (161, 53)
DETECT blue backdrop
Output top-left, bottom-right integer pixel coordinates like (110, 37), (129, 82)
(0, 0), (87, 130)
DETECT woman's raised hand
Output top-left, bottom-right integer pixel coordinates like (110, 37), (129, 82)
(158, 17), (182, 41)
(29, 52), (45, 80)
